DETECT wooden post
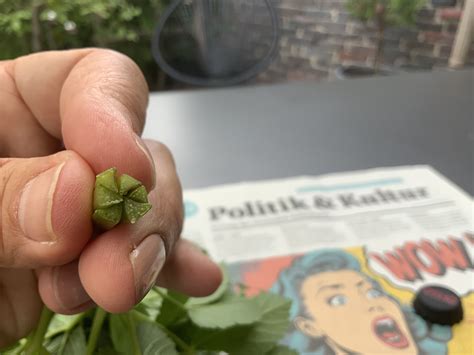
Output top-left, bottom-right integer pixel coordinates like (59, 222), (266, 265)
(449, 0), (474, 68)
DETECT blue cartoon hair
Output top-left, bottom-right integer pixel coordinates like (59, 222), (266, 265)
(271, 249), (452, 354)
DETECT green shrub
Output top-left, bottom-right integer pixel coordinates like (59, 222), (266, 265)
(0, 0), (170, 90)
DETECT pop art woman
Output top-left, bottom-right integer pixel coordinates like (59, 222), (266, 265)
(272, 249), (452, 354)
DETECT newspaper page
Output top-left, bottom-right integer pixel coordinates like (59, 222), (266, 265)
(182, 166), (473, 355)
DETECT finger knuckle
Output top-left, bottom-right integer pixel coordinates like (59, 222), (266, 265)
(82, 49), (148, 132)
(0, 159), (16, 264)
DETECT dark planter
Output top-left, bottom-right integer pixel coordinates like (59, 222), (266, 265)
(335, 65), (392, 79)
(431, 0), (457, 7)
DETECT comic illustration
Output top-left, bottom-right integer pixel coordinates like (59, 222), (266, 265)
(229, 235), (473, 354)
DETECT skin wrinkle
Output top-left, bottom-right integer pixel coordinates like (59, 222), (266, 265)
(150, 193), (175, 257)
(94, 73), (142, 132)
(13, 49), (94, 139)
(1, 62), (60, 157)
(0, 157), (64, 266)
(93, 53), (148, 133)
(0, 277), (19, 344)
(0, 164), (12, 263)
(0, 61), (17, 97)
(60, 50), (147, 136)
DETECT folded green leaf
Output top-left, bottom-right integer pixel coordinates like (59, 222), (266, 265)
(128, 185), (148, 203)
(92, 168), (151, 229)
(93, 185), (123, 209)
(122, 198), (152, 224)
(119, 174), (141, 195)
(96, 168), (119, 193)
(92, 204), (123, 230)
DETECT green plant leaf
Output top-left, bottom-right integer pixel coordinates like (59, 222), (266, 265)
(44, 335), (62, 354)
(44, 326), (86, 355)
(136, 321), (178, 355)
(156, 291), (189, 326)
(265, 344), (298, 355)
(1, 340), (25, 355)
(193, 293), (291, 354)
(189, 297), (262, 329)
(186, 323), (252, 352)
(137, 288), (163, 320)
(231, 293), (291, 355)
(46, 314), (83, 339)
(109, 314), (134, 355)
(61, 327), (87, 355)
(95, 345), (121, 355)
(155, 289), (189, 327)
(93, 326), (121, 355)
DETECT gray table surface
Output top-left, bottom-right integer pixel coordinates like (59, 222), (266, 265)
(143, 70), (473, 195)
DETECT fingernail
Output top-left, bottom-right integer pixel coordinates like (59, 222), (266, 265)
(18, 163), (65, 242)
(130, 234), (166, 301)
(135, 136), (156, 189)
(53, 262), (91, 311)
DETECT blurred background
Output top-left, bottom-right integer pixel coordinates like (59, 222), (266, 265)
(1, 0), (472, 91)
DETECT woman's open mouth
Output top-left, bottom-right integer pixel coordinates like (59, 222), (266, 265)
(372, 316), (409, 349)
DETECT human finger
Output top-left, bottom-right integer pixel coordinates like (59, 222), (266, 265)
(0, 151), (94, 268)
(78, 141), (183, 312)
(1, 49), (154, 188)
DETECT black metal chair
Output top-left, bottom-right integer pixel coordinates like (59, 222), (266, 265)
(152, 0), (280, 86)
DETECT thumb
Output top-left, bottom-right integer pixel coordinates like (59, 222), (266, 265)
(0, 151), (94, 268)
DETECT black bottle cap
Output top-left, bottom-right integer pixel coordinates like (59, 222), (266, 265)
(413, 285), (463, 326)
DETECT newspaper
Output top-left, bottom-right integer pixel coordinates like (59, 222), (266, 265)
(182, 166), (473, 354)
(183, 165), (472, 263)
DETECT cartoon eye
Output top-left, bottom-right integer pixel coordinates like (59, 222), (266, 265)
(366, 288), (383, 299)
(327, 294), (347, 307)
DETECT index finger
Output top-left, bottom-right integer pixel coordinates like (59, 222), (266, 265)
(7, 48), (154, 188)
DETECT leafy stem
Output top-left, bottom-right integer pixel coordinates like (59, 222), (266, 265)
(154, 288), (188, 312)
(127, 312), (142, 355)
(24, 306), (54, 355)
(85, 308), (107, 355)
(131, 309), (152, 323)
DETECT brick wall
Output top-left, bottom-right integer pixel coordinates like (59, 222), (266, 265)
(255, 0), (474, 83)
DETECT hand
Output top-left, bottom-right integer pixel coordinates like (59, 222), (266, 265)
(0, 49), (222, 347)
